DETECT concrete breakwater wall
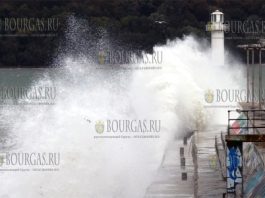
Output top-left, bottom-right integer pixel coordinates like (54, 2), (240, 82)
(216, 132), (265, 197)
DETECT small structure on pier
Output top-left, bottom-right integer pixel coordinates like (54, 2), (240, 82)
(225, 107), (265, 197)
(224, 40), (265, 197)
(206, 10), (228, 66)
(237, 40), (265, 109)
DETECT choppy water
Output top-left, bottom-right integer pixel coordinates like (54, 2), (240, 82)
(0, 18), (244, 198)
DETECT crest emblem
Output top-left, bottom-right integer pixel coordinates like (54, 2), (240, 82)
(208, 155), (217, 170)
(0, 154), (5, 167)
(205, 89), (214, 103)
(95, 120), (104, 134)
(98, 51), (106, 65)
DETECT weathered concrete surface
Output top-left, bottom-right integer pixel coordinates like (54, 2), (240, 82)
(237, 102), (265, 197)
(144, 139), (194, 198)
(193, 128), (226, 197)
(143, 103), (265, 198)
(144, 127), (227, 198)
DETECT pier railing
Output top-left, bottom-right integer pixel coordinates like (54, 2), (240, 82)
(228, 109), (265, 135)
(226, 109), (265, 197)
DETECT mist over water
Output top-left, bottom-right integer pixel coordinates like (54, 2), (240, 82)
(0, 18), (244, 198)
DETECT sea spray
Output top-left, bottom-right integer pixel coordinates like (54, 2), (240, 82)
(0, 19), (244, 198)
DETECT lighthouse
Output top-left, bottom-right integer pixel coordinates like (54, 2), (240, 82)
(206, 10), (227, 66)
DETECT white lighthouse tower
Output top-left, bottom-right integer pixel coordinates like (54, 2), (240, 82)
(206, 10), (226, 66)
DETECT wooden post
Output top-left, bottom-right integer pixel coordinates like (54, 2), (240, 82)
(180, 147), (184, 156)
(181, 157), (186, 167)
(184, 137), (187, 145)
(182, 172), (187, 181)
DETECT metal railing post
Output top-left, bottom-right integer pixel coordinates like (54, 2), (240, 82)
(259, 50), (262, 109)
(247, 111), (249, 134)
(247, 49), (250, 103)
(252, 49), (255, 108)
(228, 110), (230, 135)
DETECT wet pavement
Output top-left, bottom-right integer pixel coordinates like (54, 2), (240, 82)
(144, 103), (265, 198)
(193, 129), (226, 197)
(144, 139), (194, 198)
(144, 127), (226, 198)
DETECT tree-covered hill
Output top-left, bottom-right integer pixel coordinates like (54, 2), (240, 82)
(0, 0), (264, 67)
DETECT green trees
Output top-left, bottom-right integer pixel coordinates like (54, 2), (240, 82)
(0, 0), (264, 67)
